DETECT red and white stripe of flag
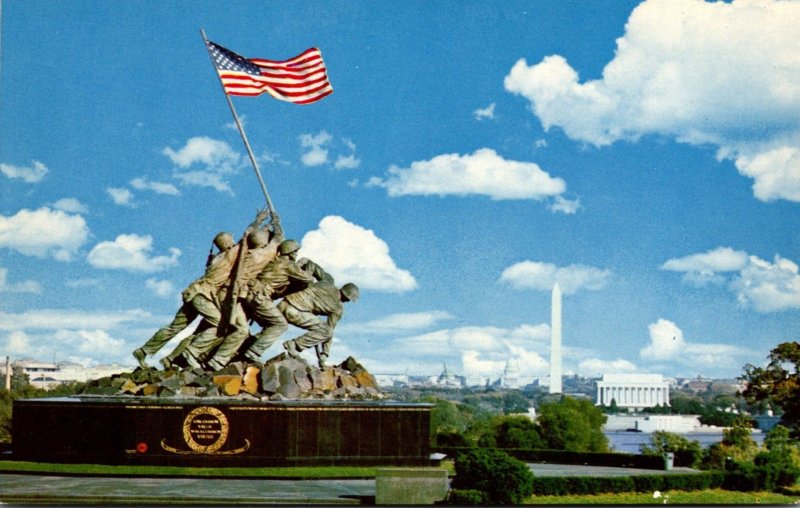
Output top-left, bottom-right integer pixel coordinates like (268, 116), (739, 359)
(218, 48), (333, 104)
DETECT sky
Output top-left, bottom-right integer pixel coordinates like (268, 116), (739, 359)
(1, 0), (798, 382)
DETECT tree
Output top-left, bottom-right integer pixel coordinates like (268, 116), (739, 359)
(740, 341), (800, 436)
(10, 365), (30, 393)
(477, 415), (545, 449)
(702, 417), (760, 469)
(640, 430), (702, 468)
(450, 448), (534, 504)
(502, 391), (531, 414)
(536, 396), (609, 452)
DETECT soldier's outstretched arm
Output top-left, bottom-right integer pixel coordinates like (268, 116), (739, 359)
(270, 213), (284, 242)
(297, 257), (334, 284)
(245, 208), (271, 234)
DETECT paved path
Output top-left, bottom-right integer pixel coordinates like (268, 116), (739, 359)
(528, 463), (700, 477)
(0, 473), (375, 505)
(0, 464), (700, 505)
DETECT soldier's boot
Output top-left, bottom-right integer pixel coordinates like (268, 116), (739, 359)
(132, 348), (147, 369)
(282, 340), (302, 359)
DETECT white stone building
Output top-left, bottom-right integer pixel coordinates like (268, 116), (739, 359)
(604, 414), (702, 433)
(596, 373), (670, 409)
(8, 359), (128, 389)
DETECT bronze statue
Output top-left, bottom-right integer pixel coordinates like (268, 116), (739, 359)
(133, 209), (359, 373)
(132, 210), (272, 369)
(281, 281), (359, 368)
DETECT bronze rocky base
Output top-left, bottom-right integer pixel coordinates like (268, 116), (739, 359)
(80, 354), (384, 400)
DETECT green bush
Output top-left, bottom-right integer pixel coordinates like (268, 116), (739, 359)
(434, 446), (666, 470)
(662, 471), (725, 491)
(452, 448), (534, 504)
(631, 474), (664, 492)
(723, 460), (762, 491)
(477, 415), (545, 450)
(442, 489), (486, 505)
(536, 397), (609, 452)
(755, 450), (800, 490)
(530, 472), (725, 496)
(435, 430), (471, 448)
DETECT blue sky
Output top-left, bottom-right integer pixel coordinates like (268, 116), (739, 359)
(1, 0), (798, 381)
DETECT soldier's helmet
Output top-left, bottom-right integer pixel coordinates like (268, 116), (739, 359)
(278, 239), (301, 256)
(341, 283), (360, 302)
(248, 230), (270, 248)
(213, 232), (234, 250)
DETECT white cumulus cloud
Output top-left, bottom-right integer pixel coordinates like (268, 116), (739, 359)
(107, 187), (136, 207)
(300, 215), (417, 292)
(146, 278), (175, 298)
(334, 138), (361, 170)
(343, 311), (454, 334)
(473, 103), (496, 121)
(504, 0), (800, 203)
(0, 308), (152, 331)
(662, 247), (800, 312)
(2, 329), (127, 365)
(300, 131), (333, 167)
(164, 136), (241, 194)
(52, 198), (88, 214)
(640, 319), (756, 373)
(369, 148), (567, 201)
(87, 234), (181, 272)
(375, 324), (551, 378)
(0, 160), (48, 183)
(0, 207), (89, 261)
(548, 195), (581, 215)
(500, 260), (612, 294)
(577, 357), (639, 377)
(130, 177), (180, 196)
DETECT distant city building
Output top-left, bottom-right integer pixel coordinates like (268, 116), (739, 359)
(604, 414), (703, 433)
(709, 379), (744, 394)
(373, 374), (409, 388)
(464, 374), (490, 387)
(431, 364), (465, 388)
(596, 373), (670, 409)
(680, 375), (715, 392)
(495, 360), (536, 389)
(3, 359), (128, 389)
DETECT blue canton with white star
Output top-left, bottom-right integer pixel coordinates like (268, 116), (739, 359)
(208, 42), (263, 76)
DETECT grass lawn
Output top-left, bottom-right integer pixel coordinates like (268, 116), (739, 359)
(0, 460), (420, 478)
(528, 488), (800, 505)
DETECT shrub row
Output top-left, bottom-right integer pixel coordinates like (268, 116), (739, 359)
(435, 446), (669, 470)
(724, 459), (800, 492)
(530, 471), (726, 496)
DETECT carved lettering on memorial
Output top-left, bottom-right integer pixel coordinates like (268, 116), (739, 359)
(160, 406), (250, 455)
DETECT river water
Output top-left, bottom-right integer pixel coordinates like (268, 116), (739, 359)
(604, 430), (765, 454)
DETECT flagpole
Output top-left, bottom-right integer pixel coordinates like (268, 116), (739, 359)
(200, 28), (275, 216)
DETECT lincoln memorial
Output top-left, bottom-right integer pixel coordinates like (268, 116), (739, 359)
(595, 373), (670, 409)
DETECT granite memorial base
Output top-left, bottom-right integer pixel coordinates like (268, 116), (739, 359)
(12, 397), (432, 467)
(375, 468), (449, 505)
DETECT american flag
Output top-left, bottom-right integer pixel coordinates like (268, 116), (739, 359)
(206, 40), (333, 105)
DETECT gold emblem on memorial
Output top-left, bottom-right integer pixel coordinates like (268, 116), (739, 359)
(161, 406), (249, 455)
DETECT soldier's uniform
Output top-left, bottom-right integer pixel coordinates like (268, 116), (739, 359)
(279, 281), (345, 365)
(137, 242), (241, 361)
(219, 255), (315, 365)
(202, 225), (283, 369)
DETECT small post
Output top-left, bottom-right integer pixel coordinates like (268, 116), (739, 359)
(5, 356), (11, 390)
